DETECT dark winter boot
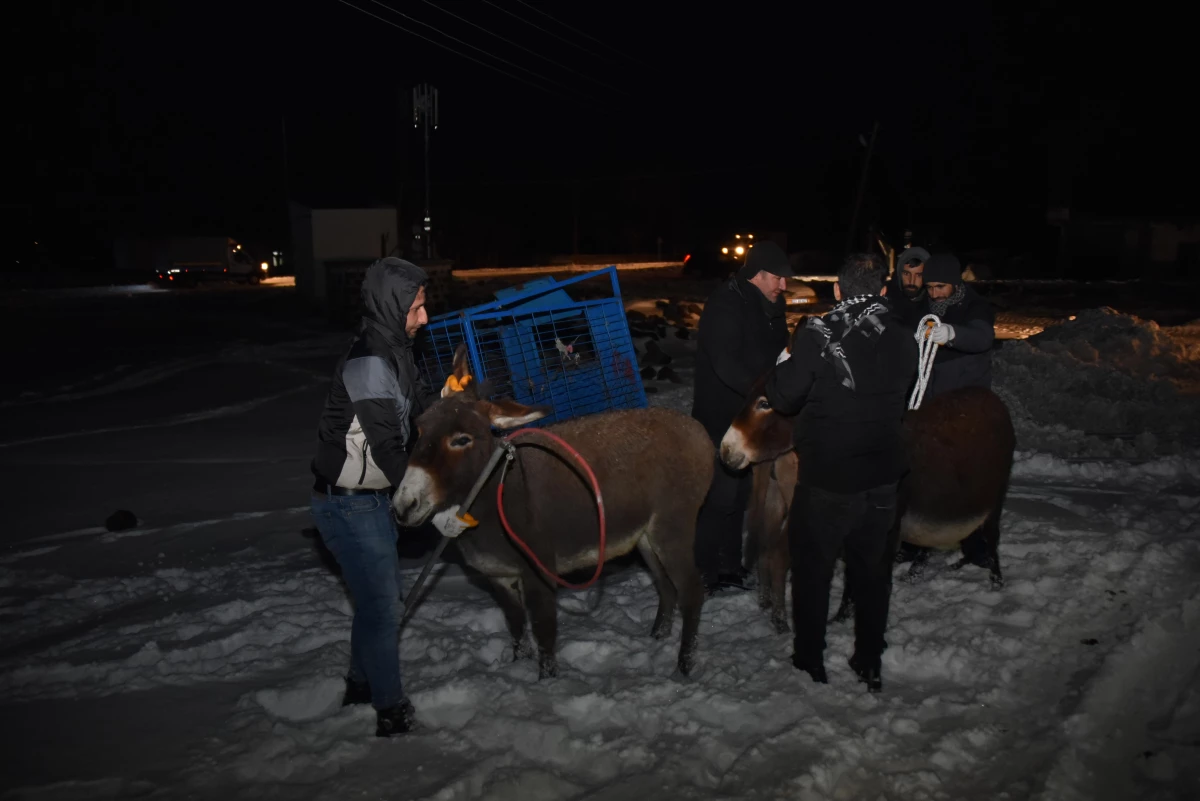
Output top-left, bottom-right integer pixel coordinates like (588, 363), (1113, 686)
(791, 654), (828, 684)
(715, 566), (755, 592)
(848, 654), (882, 693)
(375, 699), (417, 737)
(341, 676), (372, 707)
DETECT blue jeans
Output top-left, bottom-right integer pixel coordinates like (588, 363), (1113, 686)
(310, 490), (404, 710)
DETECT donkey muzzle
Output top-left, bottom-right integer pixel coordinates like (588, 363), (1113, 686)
(393, 466), (440, 526)
(719, 427), (751, 471)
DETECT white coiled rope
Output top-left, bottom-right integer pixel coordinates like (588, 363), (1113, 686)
(908, 313), (942, 410)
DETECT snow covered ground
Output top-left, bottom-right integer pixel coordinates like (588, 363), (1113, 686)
(3, 456), (1198, 800)
(2, 286), (1199, 800)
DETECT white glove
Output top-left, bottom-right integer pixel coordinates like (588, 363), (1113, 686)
(776, 347), (792, 365)
(929, 324), (954, 345)
(431, 505), (471, 538)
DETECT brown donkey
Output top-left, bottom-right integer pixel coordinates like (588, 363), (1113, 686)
(723, 372), (1015, 632)
(393, 345), (713, 678)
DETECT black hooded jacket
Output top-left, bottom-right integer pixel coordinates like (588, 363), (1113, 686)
(691, 274), (790, 444)
(765, 296), (918, 493)
(312, 258), (440, 490)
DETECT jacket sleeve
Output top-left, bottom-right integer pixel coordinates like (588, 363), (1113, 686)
(764, 332), (823, 416)
(343, 355), (415, 487)
(415, 372), (441, 410)
(949, 317), (995, 354)
(698, 293), (759, 395)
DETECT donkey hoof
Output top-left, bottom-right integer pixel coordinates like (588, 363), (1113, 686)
(537, 655), (559, 679)
(512, 639), (536, 661)
(650, 623), (673, 641)
(771, 614), (790, 635)
(677, 650), (696, 677)
(989, 573), (1005, 590)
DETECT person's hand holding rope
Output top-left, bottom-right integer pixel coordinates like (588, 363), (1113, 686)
(909, 315), (943, 410)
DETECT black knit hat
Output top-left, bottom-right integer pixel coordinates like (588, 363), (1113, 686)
(922, 252), (963, 286)
(739, 240), (795, 279)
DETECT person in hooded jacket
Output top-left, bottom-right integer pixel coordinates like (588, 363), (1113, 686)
(889, 246), (930, 329)
(310, 257), (469, 737)
(764, 253), (918, 692)
(691, 241), (793, 593)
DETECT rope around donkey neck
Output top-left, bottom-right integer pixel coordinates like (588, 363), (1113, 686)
(908, 314), (942, 410)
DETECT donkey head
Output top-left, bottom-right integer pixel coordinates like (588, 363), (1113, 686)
(719, 324), (803, 471)
(719, 373), (795, 471)
(393, 344), (548, 526)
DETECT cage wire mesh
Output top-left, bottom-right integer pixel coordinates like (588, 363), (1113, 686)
(415, 267), (647, 426)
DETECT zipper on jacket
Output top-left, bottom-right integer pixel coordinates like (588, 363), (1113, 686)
(358, 441), (370, 486)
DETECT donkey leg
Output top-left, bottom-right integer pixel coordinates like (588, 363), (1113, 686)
(766, 453), (798, 635)
(648, 531), (704, 677)
(490, 575), (534, 660)
(767, 541), (790, 634)
(901, 544), (932, 583)
(747, 463), (772, 611)
(955, 501), (1006, 589)
(522, 577), (560, 679)
(637, 538), (677, 640)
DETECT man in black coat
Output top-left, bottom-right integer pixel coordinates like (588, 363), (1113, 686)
(691, 241), (792, 593)
(764, 253), (918, 692)
(921, 252), (995, 396)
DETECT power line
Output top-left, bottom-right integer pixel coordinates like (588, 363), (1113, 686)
(331, 0), (587, 106)
(512, 0), (644, 67)
(480, 0), (620, 67)
(419, 0), (628, 95)
(367, 0), (575, 95)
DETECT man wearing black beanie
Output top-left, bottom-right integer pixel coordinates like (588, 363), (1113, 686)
(919, 252), (995, 397)
(692, 241), (793, 593)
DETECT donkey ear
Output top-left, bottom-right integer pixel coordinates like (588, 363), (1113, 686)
(441, 344), (477, 398)
(477, 399), (548, 430)
(452, 344), (472, 382)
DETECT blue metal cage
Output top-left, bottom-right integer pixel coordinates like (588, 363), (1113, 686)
(415, 266), (647, 425)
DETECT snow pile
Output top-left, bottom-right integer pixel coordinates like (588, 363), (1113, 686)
(3, 478), (1200, 799)
(994, 308), (1200, 459)
(1014, 451), (1200, 487)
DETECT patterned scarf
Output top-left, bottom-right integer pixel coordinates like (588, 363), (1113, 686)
(928, 283), (966, 317)
(803, 295), (889, 391)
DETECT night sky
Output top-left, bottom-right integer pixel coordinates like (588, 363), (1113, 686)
(15, 1), (1193, 268)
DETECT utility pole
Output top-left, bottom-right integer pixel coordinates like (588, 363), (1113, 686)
(846, 121), (880, 255)
(572, 179), (580, 258)
(396, 88), (408, 259)
(281, 113), (291, 253)
(412, 84), (439, 260)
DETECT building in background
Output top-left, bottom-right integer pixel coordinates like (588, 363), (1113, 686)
(289, 203), (453, 324)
